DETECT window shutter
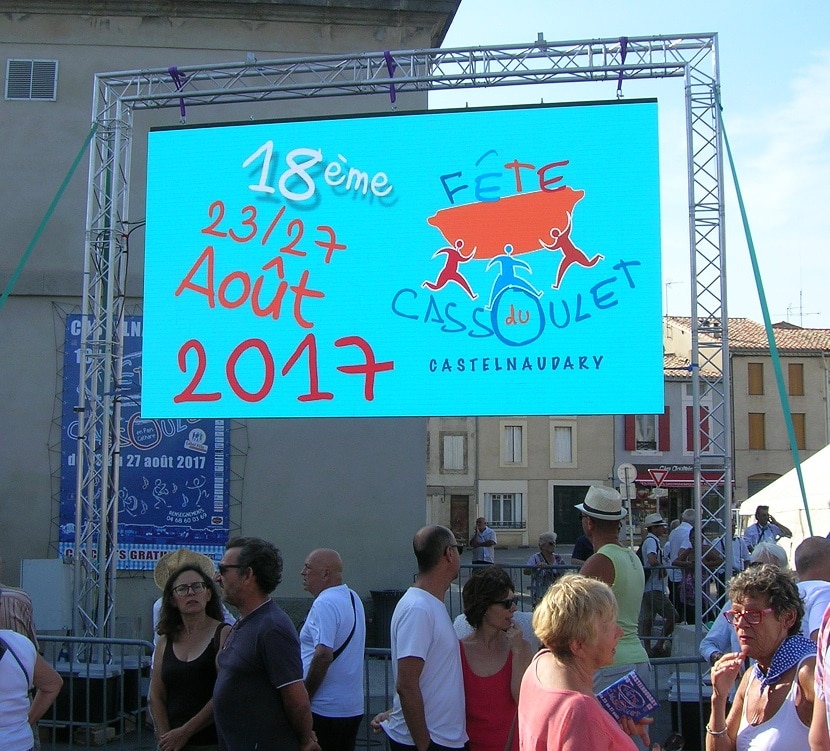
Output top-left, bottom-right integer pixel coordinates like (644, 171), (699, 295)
(658, 407), (670, 451)
(700, 406), (710, 451)
(624, 415), (635, 451)
(687, 405), (710, 451)
(685, 406), (693, 452)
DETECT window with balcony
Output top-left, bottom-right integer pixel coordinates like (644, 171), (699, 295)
(487, 492), (523, 529)
(624, 409), (670, 453)
(683, 386), (713, 455)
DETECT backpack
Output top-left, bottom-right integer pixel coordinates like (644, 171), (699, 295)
(636, 534), (659, 581)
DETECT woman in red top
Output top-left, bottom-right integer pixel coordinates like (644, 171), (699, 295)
(460, 567), (533, 751)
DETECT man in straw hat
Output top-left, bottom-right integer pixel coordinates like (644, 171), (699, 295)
(638, 513), (677, 658)
(152, 548), (235, 646)
(576, 486), (651, 692)
(213, 537), (319, 751)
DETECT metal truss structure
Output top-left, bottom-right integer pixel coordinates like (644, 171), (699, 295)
(76, 33), (730, 639)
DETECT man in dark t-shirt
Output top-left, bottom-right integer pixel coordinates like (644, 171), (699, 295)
(570, 534), (594, 565)
(213, 537), (320, 751)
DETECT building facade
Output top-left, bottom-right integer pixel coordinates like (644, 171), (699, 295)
(426, 316), (830, 553)
(727, 318), (830, 499)
(0, 0), (460, 636)
(427, 414), (615, 547)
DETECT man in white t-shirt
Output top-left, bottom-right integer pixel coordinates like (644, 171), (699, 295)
(469, 517), (496, 565)
(300, 549), (366, 751)
(639, 513), (677, 658)
(381, 525), (467, 751)
(794, 536), (830, 640)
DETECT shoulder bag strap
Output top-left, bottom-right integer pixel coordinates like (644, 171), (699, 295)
(0, 635), (31, 686)
(331, 591), (357, 661)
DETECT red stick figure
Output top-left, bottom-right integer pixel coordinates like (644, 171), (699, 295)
(540, 211), (604, 289)
(422, 239), (478, 300)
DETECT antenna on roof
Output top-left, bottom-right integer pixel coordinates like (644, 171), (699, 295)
(786, 290), (820, 327)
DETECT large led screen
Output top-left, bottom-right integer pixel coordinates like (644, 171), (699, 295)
(143, 100), (662, 417)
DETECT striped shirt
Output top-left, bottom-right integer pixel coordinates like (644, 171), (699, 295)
(0, 584), (37, 649)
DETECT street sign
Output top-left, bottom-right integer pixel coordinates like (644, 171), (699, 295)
(648, 468), (669, 487)
(617, 462), (637, 485)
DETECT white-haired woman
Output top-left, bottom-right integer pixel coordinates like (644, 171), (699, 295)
(524, 533), (566, 608)
(518, 573), (660, 751)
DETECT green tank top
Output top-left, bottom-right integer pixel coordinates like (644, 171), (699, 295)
(596, 543), (650, 666)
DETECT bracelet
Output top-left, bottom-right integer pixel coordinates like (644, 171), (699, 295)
(705, 725), (728, 736)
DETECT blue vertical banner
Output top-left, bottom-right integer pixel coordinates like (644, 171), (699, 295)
(60, 314), (230, 569)
(142, 100), (664, 418)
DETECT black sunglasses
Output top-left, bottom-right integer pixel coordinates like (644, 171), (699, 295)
(217, 563), (246, 575)
(494, 597), (519, 609)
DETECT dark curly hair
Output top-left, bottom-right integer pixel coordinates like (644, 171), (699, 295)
(462, 566), (515, 629)
(728, 563), (804, 637)
(156, 563), (223, 639)
(225, 537), (283, 594)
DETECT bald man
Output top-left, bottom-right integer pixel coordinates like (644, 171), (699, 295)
(794, 536), (830, 640)
(300, 549), (366, 751)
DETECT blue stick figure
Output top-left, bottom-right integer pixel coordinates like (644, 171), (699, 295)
(485, 244), (542, 310)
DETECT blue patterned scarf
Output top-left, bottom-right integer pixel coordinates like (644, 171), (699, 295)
(753, 634), (816, 691)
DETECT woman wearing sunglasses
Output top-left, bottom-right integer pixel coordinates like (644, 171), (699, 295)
(150, 558), (232, 751)
(707, 563), (816, 751)
(460, 566), (533, 751)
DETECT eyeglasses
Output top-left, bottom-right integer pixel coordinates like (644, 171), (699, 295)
(723, 607), (774, 625)
(217, 563), (246, 576)
(494, 597), (519, 609)
(172, 581), (207, 596)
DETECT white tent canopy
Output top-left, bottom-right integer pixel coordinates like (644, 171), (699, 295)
(739, 443), (830, 562)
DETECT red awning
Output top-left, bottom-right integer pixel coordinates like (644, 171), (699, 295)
(635, 465), (726, 488)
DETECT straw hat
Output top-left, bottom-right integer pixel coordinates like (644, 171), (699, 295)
(574, 486), (627, 521)
(154, 548), (216, 590)
(643, 513), (667, 528)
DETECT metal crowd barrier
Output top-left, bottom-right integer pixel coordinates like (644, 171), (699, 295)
(356, 650), (712, 751)
(37, 635), (154, 750)
(33, 636), (711, 751)
(451, 562), (722, 618)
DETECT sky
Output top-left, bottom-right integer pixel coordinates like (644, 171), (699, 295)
(430, 0), (830, 327)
